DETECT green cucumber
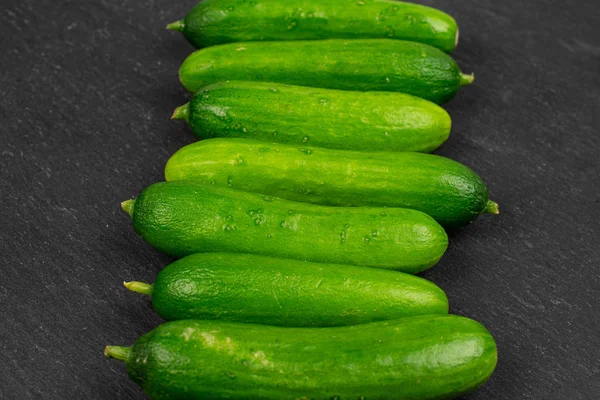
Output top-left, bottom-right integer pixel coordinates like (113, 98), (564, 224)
(179, 39), (473, 104)
(165, 139), (499, 227)
(172, 80), (452, 153)
(105, 315), (497, 399)
(123, 181), (447, 273)
(168, 0), (459, 53)
(124, 252), (449, 327)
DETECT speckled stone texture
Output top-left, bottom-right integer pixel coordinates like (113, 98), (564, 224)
(0, 0), (598, 398)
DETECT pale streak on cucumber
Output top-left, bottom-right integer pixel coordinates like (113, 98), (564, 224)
(455, 28), (460, 48)
(124, 281), (154, 296)
(104, 346), (131, 362)
(172, 103), (190, 121)
(166, 20), (185, 32)
(484, 200), (500, 215)
(121, 199), (136, 217)
(460, 73), (475, 86)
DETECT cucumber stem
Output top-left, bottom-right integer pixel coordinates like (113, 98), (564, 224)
(484, 200), (500, 215)
(124, 281), (154, 296)
(460, 73), (475, 86)
(166, 20), (185, 32)
(121, 199), (136, 217)
(172, 103), (190, 121)
(104, 346), (131, 362)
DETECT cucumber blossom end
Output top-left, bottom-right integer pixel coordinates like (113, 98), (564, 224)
(124, 281), (154, 296)
(166, 20), (185, 32)
(121, 199), (136, 217)
(104, 346), (131, 362)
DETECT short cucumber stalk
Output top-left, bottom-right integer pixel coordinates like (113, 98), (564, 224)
(121, 199), (136, 217)
(460, 73), (475, 87)
(484, 200), (500, 215)
(124, 281), (154, 296)
(172, 104), (190, 121)
(166, 20), (185, 32)
(104, 346), (131, 362)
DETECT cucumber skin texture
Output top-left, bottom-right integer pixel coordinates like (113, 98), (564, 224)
(179, 39), (464, 104)
(181, 0), (458, 52)
(185, 81), (451, 153)
(130, 181), (448, 273)
(124, 316), (497, 399)
(151, 253), (449, 327)
(165, 139), (490, 227)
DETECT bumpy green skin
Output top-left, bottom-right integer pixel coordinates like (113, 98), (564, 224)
(180, 81), (451, 153)
(179, 39), (467, 104)
(178, 0), (459, 52)
(149, 253), (449, 326)
(121, 316), (498, 399)
(165, 139), (491, 227)
(129, 181), (448, 273)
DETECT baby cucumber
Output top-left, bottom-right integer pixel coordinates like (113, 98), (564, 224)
(165, 139), (499, 227)
(122, 181), (448, 273)
(168, 0), (459, 52)
(179, 39), (473, 104)
(172, 80), (452, 153)
(124, 252), (449, 327)
(105, 315), (497, 399)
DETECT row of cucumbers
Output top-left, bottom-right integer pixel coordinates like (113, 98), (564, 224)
(105, 1), (499, 399)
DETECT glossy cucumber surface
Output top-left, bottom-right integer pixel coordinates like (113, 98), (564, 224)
(105, 315), (497, 399)
(173, 80), (452, 153)
(165, 139), (498, 227)
(125, 252), (449, 327)
(169, 0), (459, 52)
(179, 39), (473, 103)
(123, 181), (448, 273)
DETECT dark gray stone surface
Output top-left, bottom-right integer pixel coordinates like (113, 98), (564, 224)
(0, 0), (598, 398)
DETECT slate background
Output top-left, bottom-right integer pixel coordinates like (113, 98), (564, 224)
(1, 0), (599, 398)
